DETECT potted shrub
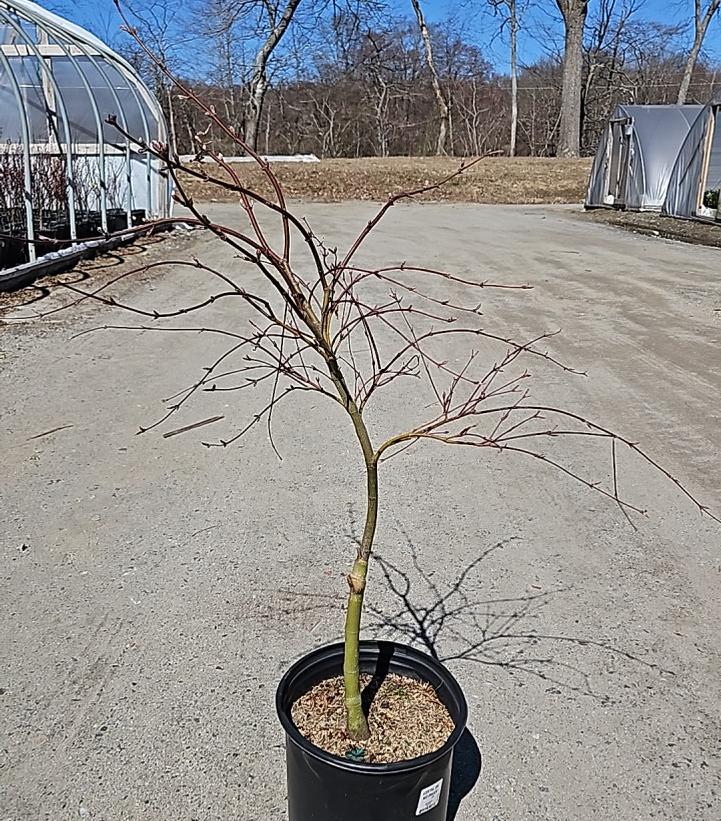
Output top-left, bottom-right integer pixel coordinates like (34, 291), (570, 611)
(699, 189), (719, 219)
(73, 20), (716, 821)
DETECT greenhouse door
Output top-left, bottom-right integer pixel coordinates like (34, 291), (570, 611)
(607, 118), (631, 207)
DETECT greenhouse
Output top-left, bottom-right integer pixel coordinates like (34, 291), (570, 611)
(0, 0), (171, 271)
(585, 104), (703, 212)
(663, 101), (721, 221)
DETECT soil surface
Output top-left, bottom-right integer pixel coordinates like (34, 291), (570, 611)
(1, 202), (720, 820)
(0, 228), (199, 316)
(180, 156), (592, 204)
(291, 673), (454, 764)
(579, 207), (721, 248)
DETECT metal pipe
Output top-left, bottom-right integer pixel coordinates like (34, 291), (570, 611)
(63, 40), (134, 229)
(0, 35), (36, 260)
(40, 36), (109, 232)
(113, 61), (171, 217)
(0, 8), (78, 241)
(113, 62), (155, 217)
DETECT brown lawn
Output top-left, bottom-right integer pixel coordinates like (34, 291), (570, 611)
(179, 156), (592, 205)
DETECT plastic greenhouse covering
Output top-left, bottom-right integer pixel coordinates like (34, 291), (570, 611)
(663, 103), (721, 220)
(585, 104), (702, 212)
(0, 0), (170, 268)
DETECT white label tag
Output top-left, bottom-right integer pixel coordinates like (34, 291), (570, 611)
(415, 778), (443, 815)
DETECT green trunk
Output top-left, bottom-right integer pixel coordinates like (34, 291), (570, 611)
(343, 557), (369, 740)
(343, 451), (378, 741)
(326, 359), (379, 741)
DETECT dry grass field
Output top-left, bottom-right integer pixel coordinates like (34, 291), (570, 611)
(180, 156), (592, 204)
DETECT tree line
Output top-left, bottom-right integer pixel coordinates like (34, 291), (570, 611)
(118, 0), (721, 159)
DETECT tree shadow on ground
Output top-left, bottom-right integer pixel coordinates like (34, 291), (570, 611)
(347, 513), (674, 819)
(363, 525), (671, 703)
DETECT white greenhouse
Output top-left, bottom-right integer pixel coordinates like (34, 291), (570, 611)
(585, 104), (703, 212)
(0, 0), (170, 271)
(663, 101), (721, 221)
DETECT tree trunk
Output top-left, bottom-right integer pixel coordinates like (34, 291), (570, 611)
(509, 0), (518, 157)
(677, 1), (720, 104)
(326, 367), (379, 741)
(678, 34), (704, 104)
(343, 456), (378, 741)
(410, 0), (450, 156)
(244, 75), (268, 152)
(556, 0), (588, 158)
(166, 85), (178, 158)
(244, 0), (302, 150)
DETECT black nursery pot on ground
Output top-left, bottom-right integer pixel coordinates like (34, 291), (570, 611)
(276, 641), (468, 821)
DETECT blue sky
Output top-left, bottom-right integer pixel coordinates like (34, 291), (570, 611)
(48, 0), (721, 74)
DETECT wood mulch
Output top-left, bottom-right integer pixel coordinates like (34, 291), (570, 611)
(291, 672), (454, 764)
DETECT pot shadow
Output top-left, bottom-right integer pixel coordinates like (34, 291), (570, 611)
(447, 729), (482, 821)
(361, 640), (393, 715)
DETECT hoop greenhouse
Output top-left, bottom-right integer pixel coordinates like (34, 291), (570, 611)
(0, 0), (170, 271)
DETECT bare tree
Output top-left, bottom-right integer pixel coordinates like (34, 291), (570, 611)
(555, 0), (589, 156)
(50, 13), (717, 745)
(410, 0), (451, 155)
(580, 0), (641, 153)
(677, 0), (721, 103)
(121, 0), (187, 155)
(489, 0), (521, 156)
(509, 0), (519, 156)
(245, 0), (303, 150)
(200, 0), (303, 149)
(104, 0), (721, 160)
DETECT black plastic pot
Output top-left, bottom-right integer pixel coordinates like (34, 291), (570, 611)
(106, 209), (129, 233)
(75, 211), (101, 239)
(2, 225), (28, 267)
(276, 640), (468, 821)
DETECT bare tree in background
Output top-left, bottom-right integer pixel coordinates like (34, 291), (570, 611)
(580, 0), (641, 153)
(555, 0), (589, 156)
(508, 0), (519, 156)
(489, 0), (521, 156)
(677, 0), (721, 103)
(410, 0), (451, 155)
(201, 0), (303, 149)
(245, 0), (303, 150)
(115, 0), (721, 159)
(122, 0), (186, 154)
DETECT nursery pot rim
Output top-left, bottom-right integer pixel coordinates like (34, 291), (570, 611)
(275, 639), (468, 775)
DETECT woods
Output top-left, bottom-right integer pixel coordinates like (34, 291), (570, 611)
(116, 0), (721, 158)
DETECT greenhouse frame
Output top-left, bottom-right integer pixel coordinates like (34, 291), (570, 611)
(663, 101), (721, 221)
(585, 104), (703, 212)
(0, 0), (171, 271)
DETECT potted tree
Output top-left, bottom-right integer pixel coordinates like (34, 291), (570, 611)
(65, 15), (717, 820)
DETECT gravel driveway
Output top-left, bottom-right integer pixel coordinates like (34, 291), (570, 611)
(1, 202), (720, 820)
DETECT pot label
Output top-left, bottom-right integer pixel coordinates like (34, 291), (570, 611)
(415, 778), (443, 815)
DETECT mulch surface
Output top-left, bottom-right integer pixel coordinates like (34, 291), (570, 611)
(291, 673), (454, 765)
(578, 208), (721, 249)
(179, 156), (592, 205)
